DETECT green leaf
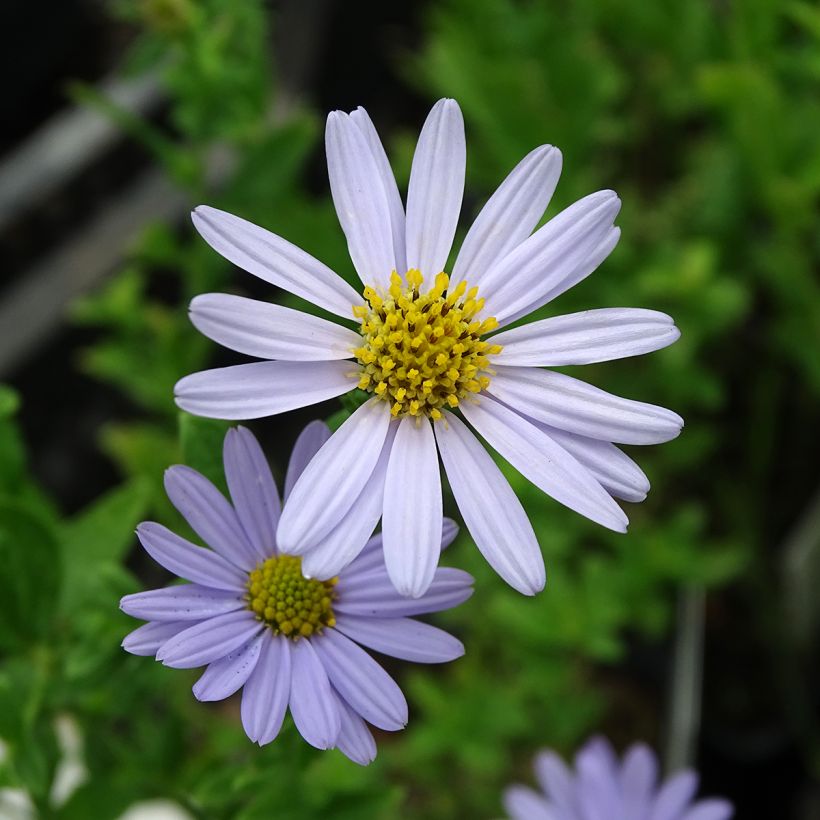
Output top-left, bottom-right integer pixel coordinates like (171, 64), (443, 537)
(179, 412), (230, 492)
(0, 384), (20, 418)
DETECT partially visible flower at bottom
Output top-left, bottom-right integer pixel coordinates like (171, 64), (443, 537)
(120, 422), (472, 765)
(504, 736), (733, 820)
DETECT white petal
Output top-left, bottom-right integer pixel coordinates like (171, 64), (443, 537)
(174, 360), (355, 420)
(333, 692), (377, 765)
(122, 620), (192, 656)
(300, 423), (397, 579)
(192, 206), (360, 319)
(479, 190), (620, 326)
(284, 420), (332, 500)
(460, 394), (629, 532)
(350, 106), (406, 274)
(288, 638), (341, 749)
(488, 365), (684, 445)
(326, 111), (396, 288)
(405, 99), (465, 280)
(277, 399), (391, 552)
(452, 145), (562, 289)
(490, 308), (680, 367)
(382, 416), (442, 598)
(537, 424), (650, 503)
(334, 614), (464, 663)
(190, 293), (360, 361)
(120, 585), (243, 621)
(435, 412), (545, 594)
(241, 635), (291, 745)
(192, 634), (264, 702)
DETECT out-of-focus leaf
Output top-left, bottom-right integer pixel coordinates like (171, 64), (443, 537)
(179, 413), (229, 492)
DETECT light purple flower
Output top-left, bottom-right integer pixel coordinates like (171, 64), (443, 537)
(120, 422), (472, 765)
(175, 98), (682, 598)
(504, 737), (734, 820)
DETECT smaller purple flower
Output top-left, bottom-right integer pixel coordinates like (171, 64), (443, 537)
(120, 421), (472, 764)
(504, 736), (733, 820)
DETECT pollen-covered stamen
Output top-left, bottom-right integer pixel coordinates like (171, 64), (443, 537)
(246, 554), (337, 639)
(352, 270), (502, 419)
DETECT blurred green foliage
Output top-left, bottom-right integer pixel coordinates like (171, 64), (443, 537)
(2, 0), (819, 816)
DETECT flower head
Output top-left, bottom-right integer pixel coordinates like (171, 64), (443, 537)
(120, 423), (472, 764)
(175, 98), (683, 598)
(504, 737), (733, 820)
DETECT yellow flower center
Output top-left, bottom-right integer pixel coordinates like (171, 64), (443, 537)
(352, 270), (502, 419)
(246, 554), (337, 639)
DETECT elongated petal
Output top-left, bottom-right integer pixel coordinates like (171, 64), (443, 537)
(538, 424), (650, 503)
(300, 423), (397, 579)
(335, 566), (473, 617)
(503, 786), (556, 820)
(193, 634), (264, 701)
(313, 630), (407, 731)
(460, 395), (628, 532)
(190, 293), (360, 362)
(680, 801), (734, 820)
(326, 111), (395, 288)
(277, 399), (391, 552)
(534, 751), (578, 815)
(334, 692), (377, 766)
(621, 743), (659, 819)
(175, 360), (355, 420)
(192, 206), (360, 319)
(488, 366), (684, 445)
(241, 635), (291, 744)
(649, 771), (699, 820)
(436, 412), (545, 594)
(382, 417), (442, 598)
(284, 421), (332, 501)
(137, 522), (246, 591)
(479, 191), (620, 326)
(157, 610), (261, 669)
(223, 426), (280, 560)
(122, 620), (192, 656)
(334, 614), (463, 663)
(164, 465), (257, 570)
(350, 106), (406, 274)
(575, 738), (621, 820)
(405, 99), (465, 280)
(452, 145), (562, 289)
(288, 638), (340, 749)
(120, 585), (243, 621)
(490, 308), (680, 367)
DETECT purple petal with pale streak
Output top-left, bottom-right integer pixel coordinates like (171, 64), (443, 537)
(300, 423), (397, 579)
(461, 395), (628, 532)
(537, 423), (650, 503)
(122, 620), (192, 656)
(435, 412), (545, 595)
(334, 614), (464, 663)
(190, 293), (360, 361)
(284, 420), (332, 500)
(648, 771), (699, 820)
(335, 566), (473, 617)
(621, 742), (659, 820)
(489, 308), (680, 367)
(452, 145), (562, 289)
(120, 584), (243, 621)
(479, 190), (620, 327)
(277, 398), (390, 552)
(137, 522), (246, 591)
(534, 751), (578, 815)
(241, 635), (291, 744)
(488, 365), (684, 446)
(164, 465), (257, 570)
(193, 634), (264, 701)
(288, 638), (340, 749)
(333, 690), (377, 766)
(313, 629), (407, 731)
(174, 360), (355, 421)
(350, 106), (406, 275)
(503, 786), (556, 820)
(382, 416), (442, 597)
(405, 99), (465, 280)
(680, 801), (734, 820)
(224, 427), (280, 560)
(156, 610), (261, 669)
(191, 206), (360, 319)
(326, 111), (395, 288)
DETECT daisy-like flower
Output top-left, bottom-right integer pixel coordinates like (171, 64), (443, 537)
(176, 98), (683, 598)
(119, 422), (472, 765)
(504, 737), (733, 820)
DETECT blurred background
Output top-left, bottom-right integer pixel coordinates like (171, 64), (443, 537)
(1, 0), (819, 817)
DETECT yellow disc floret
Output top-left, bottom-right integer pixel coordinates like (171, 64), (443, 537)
(352, 270), (502, 419)
(246, 554), (337, 639)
